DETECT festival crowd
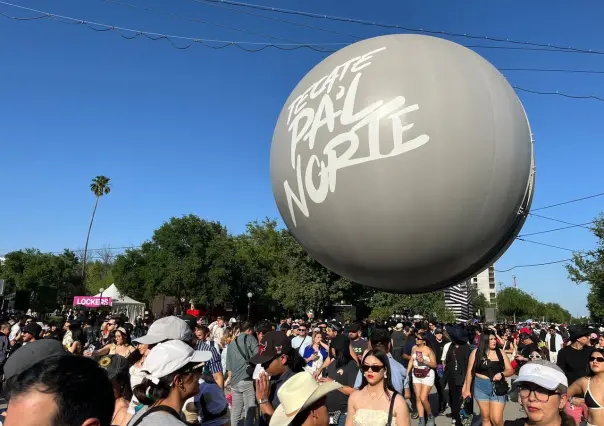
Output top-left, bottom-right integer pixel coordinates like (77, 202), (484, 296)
(0, 309), (602, 426)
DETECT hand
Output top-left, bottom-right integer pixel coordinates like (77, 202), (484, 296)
(492, 373), (503, 381)
(404, 389), (411, 400)
(319, 376), (334, 383)
(462, 388), (471, 400)
(314, 369), (323, 380)
(255, 372), (270, 401)
(573, 397), (586, 407)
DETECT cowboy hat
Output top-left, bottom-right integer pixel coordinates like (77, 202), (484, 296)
(270, 372), (342, 425)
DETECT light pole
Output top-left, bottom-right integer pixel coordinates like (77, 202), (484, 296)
(247, 292), (253, 320)
(99, 287), (104, 309)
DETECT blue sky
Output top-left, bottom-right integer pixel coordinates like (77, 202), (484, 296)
(1, 0), (602, 316)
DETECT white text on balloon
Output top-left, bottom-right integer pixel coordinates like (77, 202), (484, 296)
(283, 47), (430, 227)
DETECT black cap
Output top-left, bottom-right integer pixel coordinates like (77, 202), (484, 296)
(250, 331), (293, 365)
(347, 323), (362, 333)
(99, 355), (131, 380)
(569, 326), (594, 342)
(4, 339), (68, 380)
(22, 322), (42, 339)
(327, 321), (343, 332)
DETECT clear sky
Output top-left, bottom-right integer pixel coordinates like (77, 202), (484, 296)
(1, 0), (602, 316)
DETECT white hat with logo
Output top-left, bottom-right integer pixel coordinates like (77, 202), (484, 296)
(133, 316), (192, 345)
(141, 340), (212, 384)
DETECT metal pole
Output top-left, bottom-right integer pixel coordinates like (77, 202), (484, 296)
(247, 300), (251, 321)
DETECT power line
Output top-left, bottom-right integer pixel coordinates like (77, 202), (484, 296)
(501, 68), (604, 75)
(515, 237), (582, 253)
(191, 0), (363, 41)
(199, 0), (604, 55)
(495, 257), (576, 273)
(0, 1), (343, 51)
(528, 213), (596, 229)
(518, 221), (596, 238)
(6, 3), (604, 102)
(99, 0), (304, 43)
(532, 192), (604, 211)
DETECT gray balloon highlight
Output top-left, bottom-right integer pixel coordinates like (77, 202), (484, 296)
(270, 34), (535, 293)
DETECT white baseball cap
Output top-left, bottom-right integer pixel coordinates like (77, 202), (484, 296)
(133, 316), (192, 345)
(141, 340), (212, 384)
(516, 360), (568, 392)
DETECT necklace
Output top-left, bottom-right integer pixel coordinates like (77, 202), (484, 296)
(366, 388), (384, 402)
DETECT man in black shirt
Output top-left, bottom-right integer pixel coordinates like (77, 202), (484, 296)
(516, 333), (539, 370)
(347, 322), (368, 362)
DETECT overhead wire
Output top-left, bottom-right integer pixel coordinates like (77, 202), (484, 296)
(531, 192), (604, 211)
(518, 221), (596, 237)
(99, 0), (305, 43)
(190, 0), (363, 41)
(495, 257), (578, 273)
(199, 0), (604, 55)
(515, 238), (581, 253)
(529, 213), (596, 229)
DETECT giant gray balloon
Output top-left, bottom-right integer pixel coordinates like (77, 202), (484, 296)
(270, 34), (535, 293)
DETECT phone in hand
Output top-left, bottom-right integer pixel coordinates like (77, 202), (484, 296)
(417, 351), (424, 362)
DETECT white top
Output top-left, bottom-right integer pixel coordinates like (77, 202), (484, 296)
(353, 409), (396, 425)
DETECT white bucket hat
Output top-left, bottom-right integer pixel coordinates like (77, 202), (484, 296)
(141, 340), (212, 384)
(269, 372), (342, 425)
(516, 360), (568, 393)
(133, 316), (191, 345)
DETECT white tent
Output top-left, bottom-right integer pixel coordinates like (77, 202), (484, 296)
(95, 283), (145, 321)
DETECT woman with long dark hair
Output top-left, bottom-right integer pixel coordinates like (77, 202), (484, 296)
(319, 334), (359, 426)
(407, 331), (437, 426)
(567, 349), (604, 426)
(463, 330), (514, 426)
(346, 349), (410, 426)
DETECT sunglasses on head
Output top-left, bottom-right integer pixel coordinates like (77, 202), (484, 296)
(362, 364), (385, 373)
(529, 354), (542, 360)
(590, 356), (604, 363)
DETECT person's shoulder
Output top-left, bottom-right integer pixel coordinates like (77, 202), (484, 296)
(504, 417), (527, 426)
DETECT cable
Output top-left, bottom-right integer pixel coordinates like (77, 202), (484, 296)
(501, 68), (604, 75)
(514, 86), (604, 103)
(515, 238), (581, 253)
(518, 221), (596, 238)
(531, 192), (604, 211)
(199, 0), (604, 55)
(528, 213), (596, 229)
(495, 257), (576, 273)
(191, 0), (363, 41)
(0, 1), (344, 51)
(99, 0), (305, 44)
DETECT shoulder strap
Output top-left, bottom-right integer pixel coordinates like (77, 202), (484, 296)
(234, 335), (250, 361)
(387, 391), (398, 425)
(130, 405), (181, 426)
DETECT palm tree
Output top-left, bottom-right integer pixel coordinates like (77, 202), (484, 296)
(81, 176), (111, 286)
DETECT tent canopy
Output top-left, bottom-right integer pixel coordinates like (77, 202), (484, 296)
(94, 284), (145, 321)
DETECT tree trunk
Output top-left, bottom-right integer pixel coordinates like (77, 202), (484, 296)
(81, 197), (100, 291)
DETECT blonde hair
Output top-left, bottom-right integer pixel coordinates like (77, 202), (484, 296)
(221, 327), (234, 347)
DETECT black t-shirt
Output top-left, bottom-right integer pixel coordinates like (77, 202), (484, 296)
(351, 338), (368, 360)
(433, 338), (449, 363)
(557, 345), (595, 385)
(391, 331), (405, 349)
(325, 360), (359, 412)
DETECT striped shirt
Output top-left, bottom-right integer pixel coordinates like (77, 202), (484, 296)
(196, 340), (222, 375)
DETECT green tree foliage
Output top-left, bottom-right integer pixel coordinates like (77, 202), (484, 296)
(567, 214), (604, 321)
(497, 287), (571, 323)
(0, 249), (80, 305)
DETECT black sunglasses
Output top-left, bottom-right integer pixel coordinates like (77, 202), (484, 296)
(590, 356), (604, 363)
(362, 364), (385, 373)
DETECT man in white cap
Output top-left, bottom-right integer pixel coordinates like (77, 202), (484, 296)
(132, 316), (192, 346)
(269, 371), (342, 426)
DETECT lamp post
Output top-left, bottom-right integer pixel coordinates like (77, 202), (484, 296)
(247, 292), (253, 320)
(99, 287), (104, 309)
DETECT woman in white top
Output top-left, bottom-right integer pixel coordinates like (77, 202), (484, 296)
(346, 348), (410, 426)
(407, 331), (437, 426)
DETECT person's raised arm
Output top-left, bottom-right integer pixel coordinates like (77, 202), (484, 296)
(89, 343), (112, 357)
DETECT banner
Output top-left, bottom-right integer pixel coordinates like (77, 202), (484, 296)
(73, 296), (112, 308)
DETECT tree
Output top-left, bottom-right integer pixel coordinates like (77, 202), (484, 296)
(472, 293), (490, 318)
(81, 176), (111, 287)
(567, 214), (604, 321)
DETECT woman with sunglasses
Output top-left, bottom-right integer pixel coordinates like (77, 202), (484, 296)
(407, 331), (437, 426)
(463, 330), (514, 426)
(346, 349), (410, 426)
(505, 360), (575, 426)
(567, 349), (604, 426)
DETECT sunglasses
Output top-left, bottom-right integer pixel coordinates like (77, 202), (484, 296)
(590, 357), (604, 363)
(298, 329), (307, 332)
(529, 355), (542, 360)
(415, 337), (424, 341)
(362, 364), (385, 373)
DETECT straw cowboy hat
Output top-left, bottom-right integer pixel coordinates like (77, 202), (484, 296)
(270, 372), (342, 425)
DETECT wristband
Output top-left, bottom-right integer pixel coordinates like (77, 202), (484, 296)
(258, 398), (269, 405)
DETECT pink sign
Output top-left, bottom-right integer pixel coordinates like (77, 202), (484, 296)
(73, 296), (112, 308)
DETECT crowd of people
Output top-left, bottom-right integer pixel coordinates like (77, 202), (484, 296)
(0, 309), (602, 426)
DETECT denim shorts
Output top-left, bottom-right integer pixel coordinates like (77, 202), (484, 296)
(474, 377), (507, 403)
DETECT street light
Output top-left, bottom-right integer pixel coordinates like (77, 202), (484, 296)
(247, 292), (253, 320)
(99, 287), (104, 309)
